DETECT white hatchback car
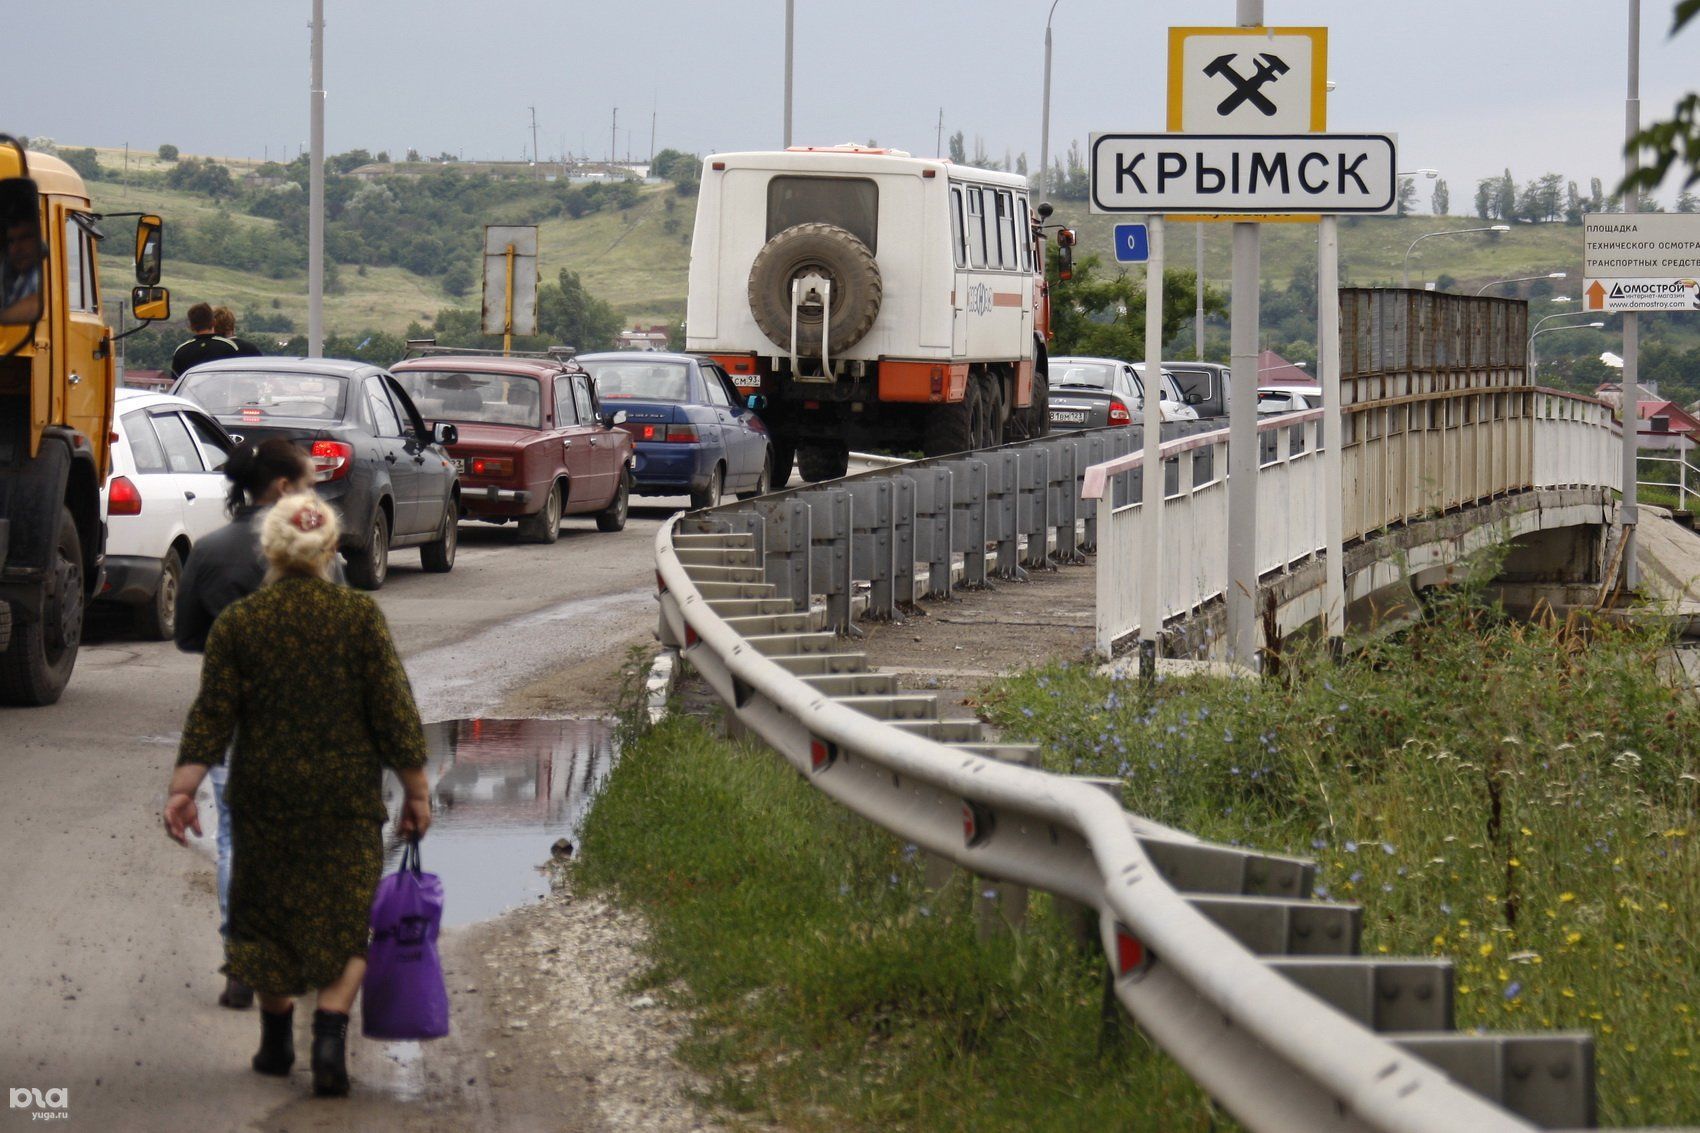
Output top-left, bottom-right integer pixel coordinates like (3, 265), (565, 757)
(98, 389), (238, 638)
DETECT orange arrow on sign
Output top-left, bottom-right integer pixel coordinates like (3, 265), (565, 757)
(1586, 280), (1607, 309)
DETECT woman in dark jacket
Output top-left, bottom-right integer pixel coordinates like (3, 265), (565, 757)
(175, 438), (318, 1011)
(163, 493), (432, 1097)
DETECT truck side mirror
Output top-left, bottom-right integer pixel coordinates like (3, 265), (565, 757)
(0, 177), (44, 326)
(131, 286), (170, 323)
(135, 215), (163, 286)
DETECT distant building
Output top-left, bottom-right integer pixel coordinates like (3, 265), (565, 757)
(1255, 349), (1312, 386)
(1595, 381), (1698, 453)
(617, 324), (672, 351)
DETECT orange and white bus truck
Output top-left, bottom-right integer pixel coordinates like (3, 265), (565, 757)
(685, 145), (1073, 483)
(0, 137), (169, 704)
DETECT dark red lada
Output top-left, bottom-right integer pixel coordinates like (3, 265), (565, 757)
(390, 353), (633, 542)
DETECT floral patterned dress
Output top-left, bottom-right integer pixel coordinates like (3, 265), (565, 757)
(177, 576), (427, 996)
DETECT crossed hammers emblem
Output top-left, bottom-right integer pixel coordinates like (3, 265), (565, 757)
(1203, 52), (1290, 116)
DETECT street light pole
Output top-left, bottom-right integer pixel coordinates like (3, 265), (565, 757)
(783, 0), (794, 148)
(1621, 0), (1642, 590)
(1227, 0), (1262, 669)
(1528, 320), (1606, 382)
(308, 0), (324, 358)
(1038, 0), (1061, 200)
(1401, 224), (1510, 289)
(1475, 270), (1567, 296)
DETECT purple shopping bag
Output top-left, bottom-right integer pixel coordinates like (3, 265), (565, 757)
(362, 840), (450, 1040)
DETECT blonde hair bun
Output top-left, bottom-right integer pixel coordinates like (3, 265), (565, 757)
(261, 492), (341, 577)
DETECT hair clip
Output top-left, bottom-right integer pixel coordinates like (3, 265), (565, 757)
(290, 505), (325, 532)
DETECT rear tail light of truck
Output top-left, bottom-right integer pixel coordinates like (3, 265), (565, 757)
(311, 440), (354, 482)
(1108, 399), (1132, 425)
(108, 475), (142, 516)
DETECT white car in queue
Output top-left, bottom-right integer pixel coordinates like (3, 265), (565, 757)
(98, 388), (238, 638)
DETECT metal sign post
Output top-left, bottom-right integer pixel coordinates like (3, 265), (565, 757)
(482, 225), (540, 355)
(1140, 217), (1165, 680)
(1319, 215), (1345, 651)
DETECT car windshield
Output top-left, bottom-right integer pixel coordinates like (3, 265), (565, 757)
(1050, 362), (1117, 390)
(581, 360), (691, 403)
(392, 370), (543, 428)
(178, 370), (347, 421)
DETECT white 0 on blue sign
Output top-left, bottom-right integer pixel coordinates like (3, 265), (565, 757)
(1114, 224), (1150, 263)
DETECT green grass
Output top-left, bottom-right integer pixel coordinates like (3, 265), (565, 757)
(574, 713), (1226, 1132)
(979, 578), (1700, 1127)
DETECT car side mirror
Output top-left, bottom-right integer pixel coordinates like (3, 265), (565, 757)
(1184, 391), (1203, 405)
(599, 409), (627, 429)
(745, 394), (767, 411)
(433, 422), (458, 445)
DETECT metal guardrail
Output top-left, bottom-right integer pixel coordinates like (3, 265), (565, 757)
(653, 421), (1611, 1132)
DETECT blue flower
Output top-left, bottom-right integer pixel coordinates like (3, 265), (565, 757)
(1349, 870), (1363, 883)
(1381, 842), (1396, 855)
(1503, 981), (1522, 1000)
(1311, 838), (1327, 850)
(1345, 840), (1359, 853)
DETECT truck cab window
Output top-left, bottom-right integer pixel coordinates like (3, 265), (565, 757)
(766, 176), (878, 253)
(63, 215), (98, 313)
(966, 189), (987, 269)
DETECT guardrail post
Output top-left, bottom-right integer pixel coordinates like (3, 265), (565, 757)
(904, 466), (955, 600)
(890, 475), (917, 610)
(1048, 436), (1086, 564)
(798, 489), (856, 634)
(985, 451), (1028, 581)
(1019, 447), (1053, 570)
(975, 746), (1043, 940)
(756, 497), (813, 612)
(941, 458), (989, 588)
(848, 480), (899, 621)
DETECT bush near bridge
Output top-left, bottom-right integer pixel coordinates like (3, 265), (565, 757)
(574, 713), (1228, 1131)
(981, 568), (1700, 1128)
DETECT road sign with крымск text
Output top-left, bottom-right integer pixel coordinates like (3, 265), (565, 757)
(1583, 213), (1700, 312)
(1089, 133), (1396, 215)
(1113, 223), (1149, 262)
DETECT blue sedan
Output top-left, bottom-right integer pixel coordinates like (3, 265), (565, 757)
(576, 352), (775, 508)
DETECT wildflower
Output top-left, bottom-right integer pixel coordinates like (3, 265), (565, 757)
(1565, 931), (1583, 945)
(1561, 988), (1576, 999)
(1345, 840), (1359, 853)
(1479, 942), (1494, 957)
(1559, 892), (1575, 903)
(1381, 842), (1396, 855)
(1504, 981), (1523, 1000)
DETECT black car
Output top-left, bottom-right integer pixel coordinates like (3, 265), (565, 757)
(172, 357), (461, 589)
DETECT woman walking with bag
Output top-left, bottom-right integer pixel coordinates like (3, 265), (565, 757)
(163, 493), (432, 1097)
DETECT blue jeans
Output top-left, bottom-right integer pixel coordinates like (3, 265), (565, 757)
(209, 762), (232, 939)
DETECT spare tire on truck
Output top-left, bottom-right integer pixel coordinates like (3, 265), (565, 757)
(748, 223), (882, 357)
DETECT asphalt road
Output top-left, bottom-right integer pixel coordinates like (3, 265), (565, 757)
(0, 498), (687, 1132)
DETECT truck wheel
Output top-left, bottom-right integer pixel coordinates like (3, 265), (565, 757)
(981, 376), (1005, 449)
(769, 437), (795, 489)
(748, 223), (882, 357)
(134, 545), (183, 641)
(923, 380), (982, 457)
(345, 507), (391, 590)
(798, 443), (849, 483)
(518, 482), (563, 544)
(1028, 377), (1051, 438)
(0, 507), (84, 706)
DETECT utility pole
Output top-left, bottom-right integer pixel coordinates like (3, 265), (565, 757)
(649, 106), (657, 163)
(308, 0), (325, 358)
(936, 108), (943, 158)
(610, 107), (618, 166)
(783, 0), (795, 147)
(529, 105), (540, 178)
(1620, 0), (1642, 590)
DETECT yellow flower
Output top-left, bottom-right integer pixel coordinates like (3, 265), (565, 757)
(1508, 858), (1521, 868)
(1566, 931), (1583, 945)
(1676, 1049), (1692, 1059)
(1626, 1042), (1638, 1052)
(1561, 988), (1576, 999)
(1479, 942), (1494, 957)
(1520, 827), (1533, 837)
(1559, 892), (1576, 903)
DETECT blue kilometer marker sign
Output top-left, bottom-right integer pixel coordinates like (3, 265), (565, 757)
(1114, 223), (1150, 263)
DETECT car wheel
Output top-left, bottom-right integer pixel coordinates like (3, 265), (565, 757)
(689, 463), (724, 511)
(736, 452), (772, 501)
(345, 507), (391, 591)
(134, 545), (183, 640)
(0, 506), (83, 706)
(769, 436), (795, 489)
(596, 466), (632, 532)
(518, 481), (563, 544)
(420, 501), (458, 572)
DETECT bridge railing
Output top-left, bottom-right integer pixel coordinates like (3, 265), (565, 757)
(1085, 388), (1620, 656)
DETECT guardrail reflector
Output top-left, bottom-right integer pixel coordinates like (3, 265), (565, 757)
(1115, 923), (1152, 980)
(810, 738), (838, 773)
(963, 800), (994, 847)
(684, 623), (700, 647)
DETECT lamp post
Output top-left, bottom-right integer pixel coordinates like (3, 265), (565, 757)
(1402, 224), (1510, 289)
(1038, 0), (1062, 201)
(1475, 271), (1568, 296)
(1528, 320), (1606, 382)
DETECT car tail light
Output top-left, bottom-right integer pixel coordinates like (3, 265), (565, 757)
(664, 425), (699, 443)
(620, 422), (665, 442)
(108, 475), (142, 516)
(311, 440), (354, 482)
(470, 456), (515, 477)
(1108, 399), (1132, 425)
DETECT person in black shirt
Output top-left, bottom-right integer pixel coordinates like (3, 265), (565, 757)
(214, 306), (264, 357)
(170, 302), (241, 378)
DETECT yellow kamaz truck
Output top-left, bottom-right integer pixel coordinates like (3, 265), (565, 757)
(0, 136), (169, 704)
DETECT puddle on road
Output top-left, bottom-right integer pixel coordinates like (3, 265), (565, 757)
(382, 717), (620, 927)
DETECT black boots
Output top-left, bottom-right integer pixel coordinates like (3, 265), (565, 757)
(219, 976), (254, 1010)
(310, 1009), (351, 1097)
(251, 1005), (295, 1076)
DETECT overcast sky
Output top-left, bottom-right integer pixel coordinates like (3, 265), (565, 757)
(11, 1), (1700, 206)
